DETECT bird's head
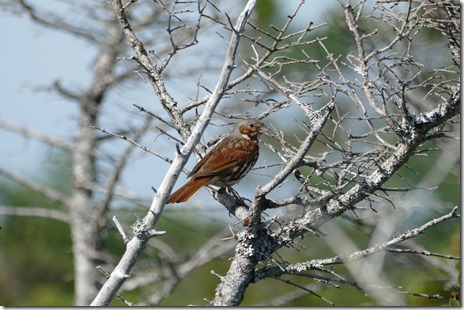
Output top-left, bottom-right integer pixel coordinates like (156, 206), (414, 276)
(236, 118), (269, 141)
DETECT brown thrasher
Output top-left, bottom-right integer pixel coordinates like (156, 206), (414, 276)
(167, 119), (268, 203)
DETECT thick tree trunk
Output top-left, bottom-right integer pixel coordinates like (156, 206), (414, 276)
(70, 104), (100, 305)
(69, 25), (123, 305)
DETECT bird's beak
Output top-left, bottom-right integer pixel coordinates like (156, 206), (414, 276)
(259, 124), (270, 134)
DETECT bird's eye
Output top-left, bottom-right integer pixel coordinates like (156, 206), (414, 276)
(249, 123), (254, 128)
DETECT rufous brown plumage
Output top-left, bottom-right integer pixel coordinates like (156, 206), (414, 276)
(167, 119), (268, 203)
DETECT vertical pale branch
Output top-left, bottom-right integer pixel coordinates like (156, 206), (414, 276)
(69, 19), (125, 306)
(210, 104), (334, 306)
(90, 0), (257, 306)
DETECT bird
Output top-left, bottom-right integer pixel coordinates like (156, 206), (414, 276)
(167, 118), (269, 203)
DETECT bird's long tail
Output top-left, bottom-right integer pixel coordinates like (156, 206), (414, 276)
(167, 177), (210, 203)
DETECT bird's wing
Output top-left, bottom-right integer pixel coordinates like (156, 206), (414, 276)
(189, 138), (257, 178)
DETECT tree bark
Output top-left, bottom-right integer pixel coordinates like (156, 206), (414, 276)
(69, 23), (123, 305)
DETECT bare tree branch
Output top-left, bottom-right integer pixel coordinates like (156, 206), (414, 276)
(0, 166), (70, 206)
(15, 0), (101, 43)
(253, 206), (459, 305)
(1, 0), (459, 306)
(0, 118), (72, 151)
(90, 0), (257, 305)
(0, 205), (70, 223)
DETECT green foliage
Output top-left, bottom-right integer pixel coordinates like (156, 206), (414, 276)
(0, 158), (73, 305)
(253, 0), (279, 31)
(0, 209), (74, 305)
